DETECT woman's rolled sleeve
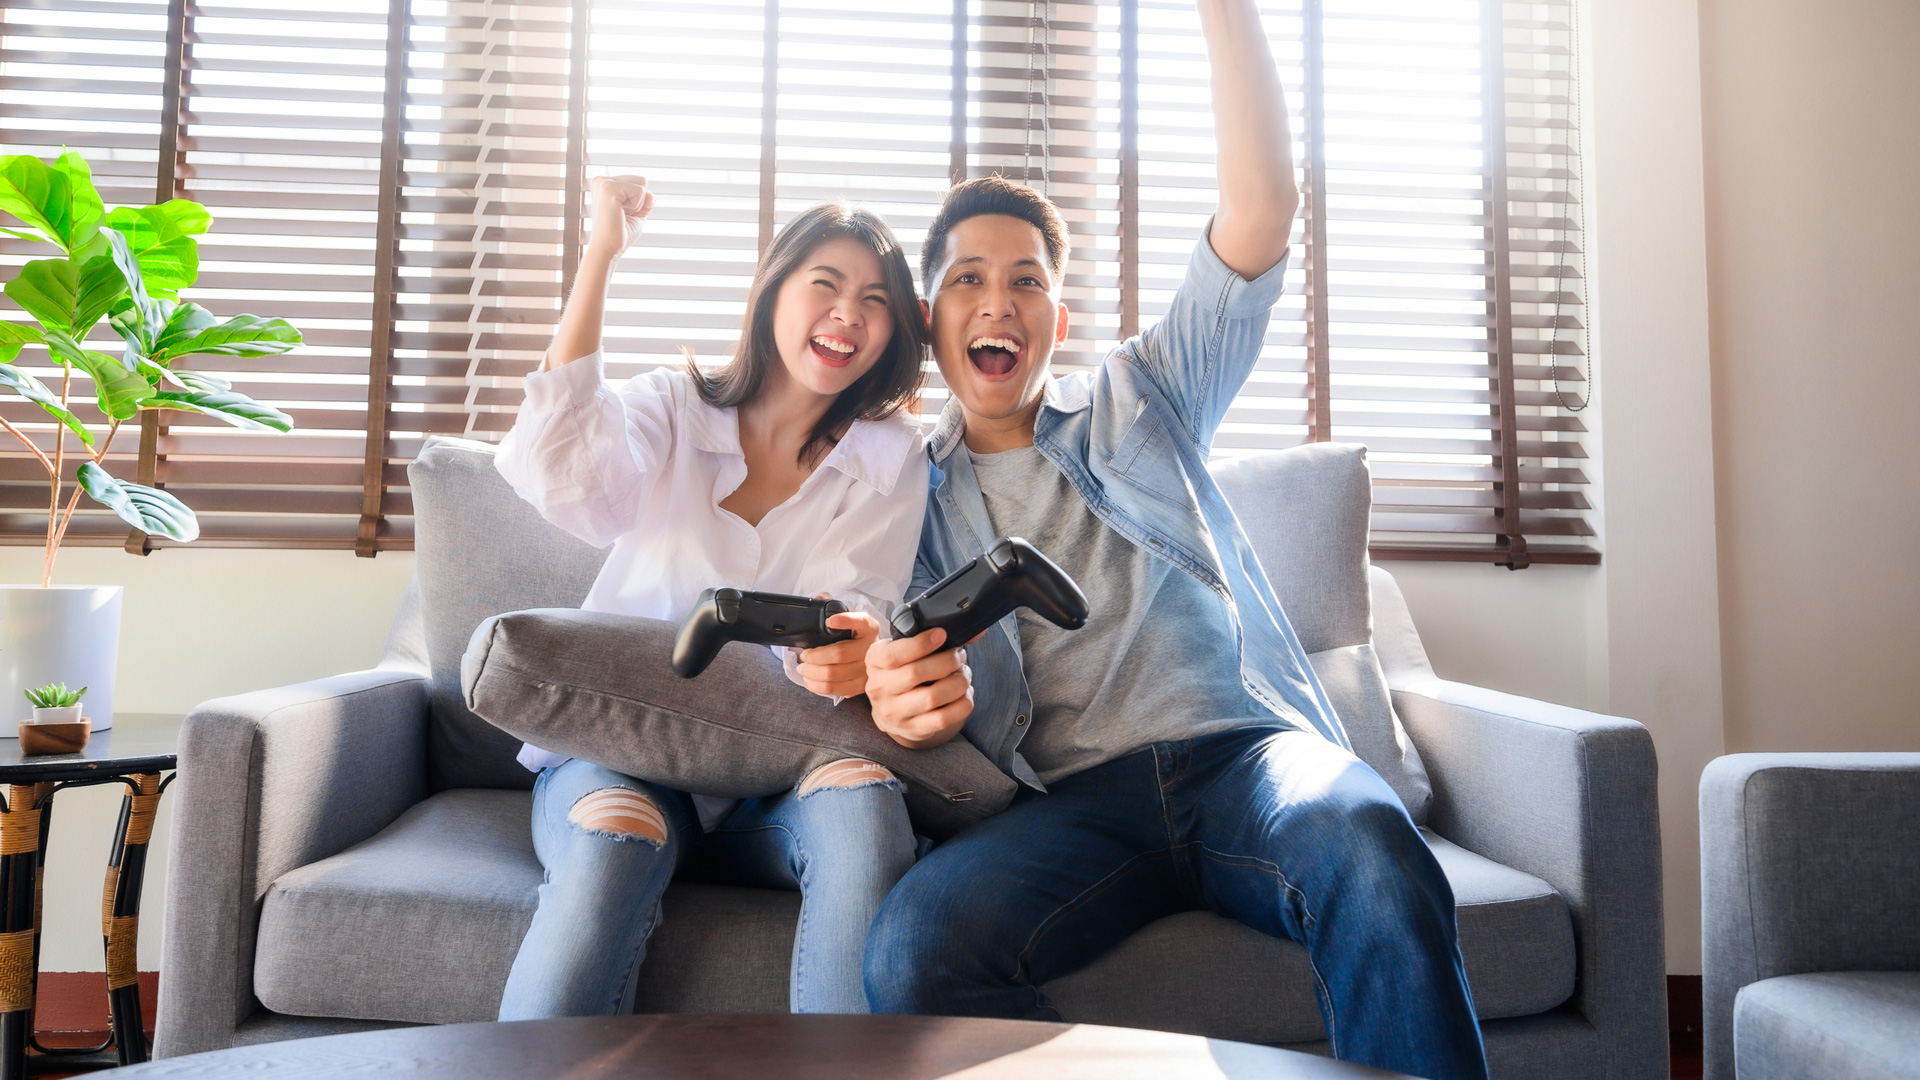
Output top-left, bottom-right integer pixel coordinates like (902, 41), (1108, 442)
(495, 354), (676, 548)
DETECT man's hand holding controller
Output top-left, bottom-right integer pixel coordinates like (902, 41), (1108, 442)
(868, 537), (1090, 750)
(868, 628), (975, 749)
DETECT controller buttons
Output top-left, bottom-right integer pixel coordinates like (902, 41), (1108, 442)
(1015, 714), (1027, 726)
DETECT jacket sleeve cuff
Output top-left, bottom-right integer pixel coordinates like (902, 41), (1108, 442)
(1190, 220), (1291, 319)
(523, 349), (606, 412)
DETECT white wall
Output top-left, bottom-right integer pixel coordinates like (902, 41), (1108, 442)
(1, 546), (414, 970)
(1699, 0), (1920, 756)
(1582, 0), (1730, 977)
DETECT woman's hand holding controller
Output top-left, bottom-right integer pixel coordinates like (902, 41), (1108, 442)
(796, 610), (883, 698)
(865, 628), (973, 749)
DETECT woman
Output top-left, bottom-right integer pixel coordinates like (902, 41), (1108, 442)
(494, 175), (930, 1018)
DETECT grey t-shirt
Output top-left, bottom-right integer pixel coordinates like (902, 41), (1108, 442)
(967, 445), (1276, 784)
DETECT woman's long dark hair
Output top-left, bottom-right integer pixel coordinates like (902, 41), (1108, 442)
(689, 203), (926, 467)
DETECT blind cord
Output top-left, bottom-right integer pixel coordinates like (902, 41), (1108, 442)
(1550, 0), (1592, 413)
(1023, 0), (1051, 191)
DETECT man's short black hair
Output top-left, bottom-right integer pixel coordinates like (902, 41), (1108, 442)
(920, 175), (1070, 288)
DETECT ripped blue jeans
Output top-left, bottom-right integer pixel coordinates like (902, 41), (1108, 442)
(498, 756), (916, 1020)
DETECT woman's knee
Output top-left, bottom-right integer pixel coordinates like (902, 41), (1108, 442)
(567, 786), (671, 847)
(798, 758), (900, 798)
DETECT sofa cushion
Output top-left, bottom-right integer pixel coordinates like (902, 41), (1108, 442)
(1734, 972), (1920, 1080)
(1210, 445), (1430, 821)
(462, 608), (1016, 840)
(1307, 643), (1432, 823)
(1042, 830), (1574, 1044)
(253, 789), (541, 1023)
(257, 795), (1571, 1038)
(1209, 442), (1372, 654)
(253, 789), (801, 1023)
(410, 437), (610, 791)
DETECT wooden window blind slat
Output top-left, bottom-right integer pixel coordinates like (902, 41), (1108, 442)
(3, 0), (1593, 561)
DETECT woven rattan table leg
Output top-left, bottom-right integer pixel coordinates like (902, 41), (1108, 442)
(102, 774), (161, 1067)
(0, 783), (51, 1080)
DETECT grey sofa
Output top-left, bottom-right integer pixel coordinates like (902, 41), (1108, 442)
(156, 437), (1667, 1079)
(1701, 753), (1920, 1080)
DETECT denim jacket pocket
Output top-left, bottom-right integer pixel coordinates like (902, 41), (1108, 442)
(1106, 395), (1195, 517)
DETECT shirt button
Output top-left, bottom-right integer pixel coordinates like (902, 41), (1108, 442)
(1015, 714), (1028, 726)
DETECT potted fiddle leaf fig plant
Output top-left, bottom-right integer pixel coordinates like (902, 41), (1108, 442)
(0, 149), (302, 729)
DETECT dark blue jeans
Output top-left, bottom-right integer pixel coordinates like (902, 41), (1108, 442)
(863, 726), (1489, 1080)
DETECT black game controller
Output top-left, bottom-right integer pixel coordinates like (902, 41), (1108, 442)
(672, 588), (855, 678)
(890, 537), (1090, 647)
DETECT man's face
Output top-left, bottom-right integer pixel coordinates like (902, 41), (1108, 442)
(925, 214), (1070, 431)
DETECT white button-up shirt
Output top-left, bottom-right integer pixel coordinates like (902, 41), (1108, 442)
(495, 352), (930, 821)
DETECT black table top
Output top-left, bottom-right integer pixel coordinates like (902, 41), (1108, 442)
(0, 712), (181, 782)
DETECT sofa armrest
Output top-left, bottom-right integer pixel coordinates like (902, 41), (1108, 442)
(1699, 752), (1920, 1080)
(155, 669), (430, 1058)
(1394, 679), (1665, 1080)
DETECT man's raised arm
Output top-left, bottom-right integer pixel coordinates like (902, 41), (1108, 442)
(1199, 0), (1301, 279)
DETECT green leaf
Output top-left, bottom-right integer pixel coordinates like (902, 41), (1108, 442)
(3, 252), (122, 338)
(137, 357), (231, 393)
(5, 258), (80, 332)
(77, 461), (198, 542)
(153, 306), (300, 361)
(72, 253), (126, 337)
(101, 228), (164, 347)
(0, 153), (102, 253)
(147, 388), (293, 432)
(50, 151), (104, 250)
(0, 360), (96, 449)
(104, 201), (208, 300)
(0, 322), (39, 364)
(0, 226), (46, 244)
(57, 344), (154, 420)
(169, 367), (233, 393)
(0, 156), (66, 251)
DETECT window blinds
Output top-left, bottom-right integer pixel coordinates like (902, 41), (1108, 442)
(1, 0), (1595, 563)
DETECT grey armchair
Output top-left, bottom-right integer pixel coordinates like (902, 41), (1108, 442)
(1701, 753), (1920, 1080)
(156, 438), (1667, 1079)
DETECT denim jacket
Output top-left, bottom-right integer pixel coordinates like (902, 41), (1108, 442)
(914, 231), (1353, 791)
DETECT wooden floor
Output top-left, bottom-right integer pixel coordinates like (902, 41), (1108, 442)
(1671, 1031), (1705, 1079)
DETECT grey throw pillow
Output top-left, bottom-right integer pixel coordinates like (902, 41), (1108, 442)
(1307, 643), (1432, 823)
(462, 608), (1018, 840)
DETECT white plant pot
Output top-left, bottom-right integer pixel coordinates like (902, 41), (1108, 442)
(29, 705), (83, 725)
(2, 585), (120, 732)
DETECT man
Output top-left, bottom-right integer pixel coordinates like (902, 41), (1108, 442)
(857, 2), (1489, 1077)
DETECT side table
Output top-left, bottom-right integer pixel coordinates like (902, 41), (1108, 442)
(0, 713), (180, 1079)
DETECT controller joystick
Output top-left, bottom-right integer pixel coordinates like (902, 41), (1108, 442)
(890, 537), (1089, 647)
(672, 588), (854, 678)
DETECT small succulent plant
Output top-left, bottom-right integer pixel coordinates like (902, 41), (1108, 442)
(24, 682), (87, 709)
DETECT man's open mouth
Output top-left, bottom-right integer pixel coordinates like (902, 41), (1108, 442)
(810, 335), (857, 367)
(967, 335), (1022, 377)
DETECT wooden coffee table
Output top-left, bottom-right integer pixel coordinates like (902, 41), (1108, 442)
(106, 1014), (1422, 1078)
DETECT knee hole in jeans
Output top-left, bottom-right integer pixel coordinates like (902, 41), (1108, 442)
(567, 787), (669, 846)
(798, 758), (897, 798)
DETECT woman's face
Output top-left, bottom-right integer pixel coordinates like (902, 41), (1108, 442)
(768, 236), (897, 401)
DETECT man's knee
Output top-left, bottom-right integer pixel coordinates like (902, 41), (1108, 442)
(863, 892), (944, 1013)
(567, 786), (669, 847)
(799, 758), (899, 798)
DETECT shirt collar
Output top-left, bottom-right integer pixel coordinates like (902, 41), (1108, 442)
(927, 374), (1092, 463)
(687, 392), (920, 497)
